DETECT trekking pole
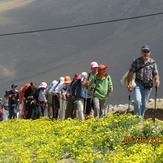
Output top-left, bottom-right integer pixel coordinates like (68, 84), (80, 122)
(152, 86), (157, 122)
(84, 90), (87, 114)
(127, 91), (131, 113)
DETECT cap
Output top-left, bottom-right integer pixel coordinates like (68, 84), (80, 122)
(39, 82), (47, 89)
(73, 73), (80, 80)
(59, 77), (64, 83)
(64, 76), (71, 84)
(4, 90), (9, 97)
(141, 45), (150, 51)
(90, 61), (98, 68)
(98, 64), (108, 70)
(79, 72), (87, 81)
(11, 84), (17, 88)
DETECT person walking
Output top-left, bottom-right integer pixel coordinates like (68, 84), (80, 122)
(2, 91), (10, 121)
(37, 82), (48, 117)
(46, 80), (58, 119)
(71, 72), (87, 120)
(127, 45), (160, 116)
(82, 61), (98, 118)
(65, 73), (80, 119)
(24, 82), (37, 119)
(89, 64), (113, 118)
(8, 84), (19, 119)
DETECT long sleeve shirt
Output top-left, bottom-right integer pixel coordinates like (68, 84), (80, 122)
(90, 75), (113, 100)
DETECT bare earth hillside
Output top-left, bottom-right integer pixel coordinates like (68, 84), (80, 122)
(0, 0), (163, 105)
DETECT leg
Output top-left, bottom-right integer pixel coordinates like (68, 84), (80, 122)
(134, 83), (143, 115)
(93, 97), (100, 118)
(142, 88), (152, 116)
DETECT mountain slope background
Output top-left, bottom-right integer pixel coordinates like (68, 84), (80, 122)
(0, 0), (163, 105)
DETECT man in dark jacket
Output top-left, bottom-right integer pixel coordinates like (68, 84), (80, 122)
(8, 84), (19, 119)
(24, 82), (37, 119)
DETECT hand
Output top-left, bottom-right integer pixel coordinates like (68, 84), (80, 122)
(127, 83), (133, 92)
(92, 83), (96, 89)
(155, 79), (160, 87)
(108, 87), (113, 93)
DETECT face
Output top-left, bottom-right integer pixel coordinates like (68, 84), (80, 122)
(141, 49), (151, 61)
(99, 68), (106, 75)
(91, 67), (98, 75)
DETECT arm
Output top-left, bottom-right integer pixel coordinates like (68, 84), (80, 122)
(154, 74), (160, 87)
(108, 75), (113, 93)
(127, 71), (134, 92)
(82, 74), (89, 88)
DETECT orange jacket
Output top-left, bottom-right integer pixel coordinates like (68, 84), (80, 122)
(19, 83), (30, 104)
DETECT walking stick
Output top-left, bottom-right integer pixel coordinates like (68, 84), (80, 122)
(152, 86), (157, 122)
(127, 91), (131, 113)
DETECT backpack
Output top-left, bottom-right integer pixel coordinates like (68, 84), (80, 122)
(71, 79), (82, 99)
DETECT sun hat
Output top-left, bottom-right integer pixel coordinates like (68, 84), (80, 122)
(39, 82), (47, 89)
(98, 64), (108, 70)
(73, 73), (80, 80)
(64, 76), (71, 84)
(141, 45), (150, 51)
(59, 77), (64, 83)
(90, 61), (98, 68)
(79, 72), (87, 81)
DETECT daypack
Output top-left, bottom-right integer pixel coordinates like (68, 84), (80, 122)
(71, 79), (82, 99)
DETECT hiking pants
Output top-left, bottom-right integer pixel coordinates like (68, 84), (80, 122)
(93, 97), (105, 118)
(26, 101), (35, 119)
(65, 97), (76, 119)
(8, 105), (17, 119)
(134, 82), (152, 116)
(48, 103), (53, 119)
(3, 106), (9, 121)
(52, 95), (60, 119)
(38, 102), (45, 117)
(85, 98), (94, 115)
(76, 98), (85, 121)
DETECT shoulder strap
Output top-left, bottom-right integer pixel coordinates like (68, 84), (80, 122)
(88, 72), (91, 81)
(135, 61), (155, 72)
(52, 81), (61, 92)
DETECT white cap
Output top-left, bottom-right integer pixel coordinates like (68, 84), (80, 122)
(79, 72), (87, 81)
(39, 82), (47, 89)
(51, 80), (58, 85)
(59, 77), (64, 82)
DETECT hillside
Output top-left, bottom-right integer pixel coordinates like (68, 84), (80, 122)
(0, 0), (163, 104)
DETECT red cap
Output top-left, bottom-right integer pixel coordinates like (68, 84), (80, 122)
(98, 64), (108, 70)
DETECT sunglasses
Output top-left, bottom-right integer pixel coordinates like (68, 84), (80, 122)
(142, 50), (150, 53)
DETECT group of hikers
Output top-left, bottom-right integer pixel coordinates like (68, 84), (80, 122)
(0, 44), (161, 121)
(0, 61), (113, 121)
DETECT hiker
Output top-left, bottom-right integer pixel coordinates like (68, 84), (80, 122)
(36, 82), (48, 117)
(8, 84), (19, 119)
(2, 90), (10, 121)
(59, 76), (72, 120)
(65, 74), (80, 119)
(72, 72), (87, 120)
(82, 61), (99, 119)
(46, 80), (58, 119)
(24, 82), (37, 119)
(89, 64), (113, 118)
(127, 45), (160, 116)
(52, 77), (65, 119)
(19, 83), (30, 118)
(0, 98), (3, 121)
